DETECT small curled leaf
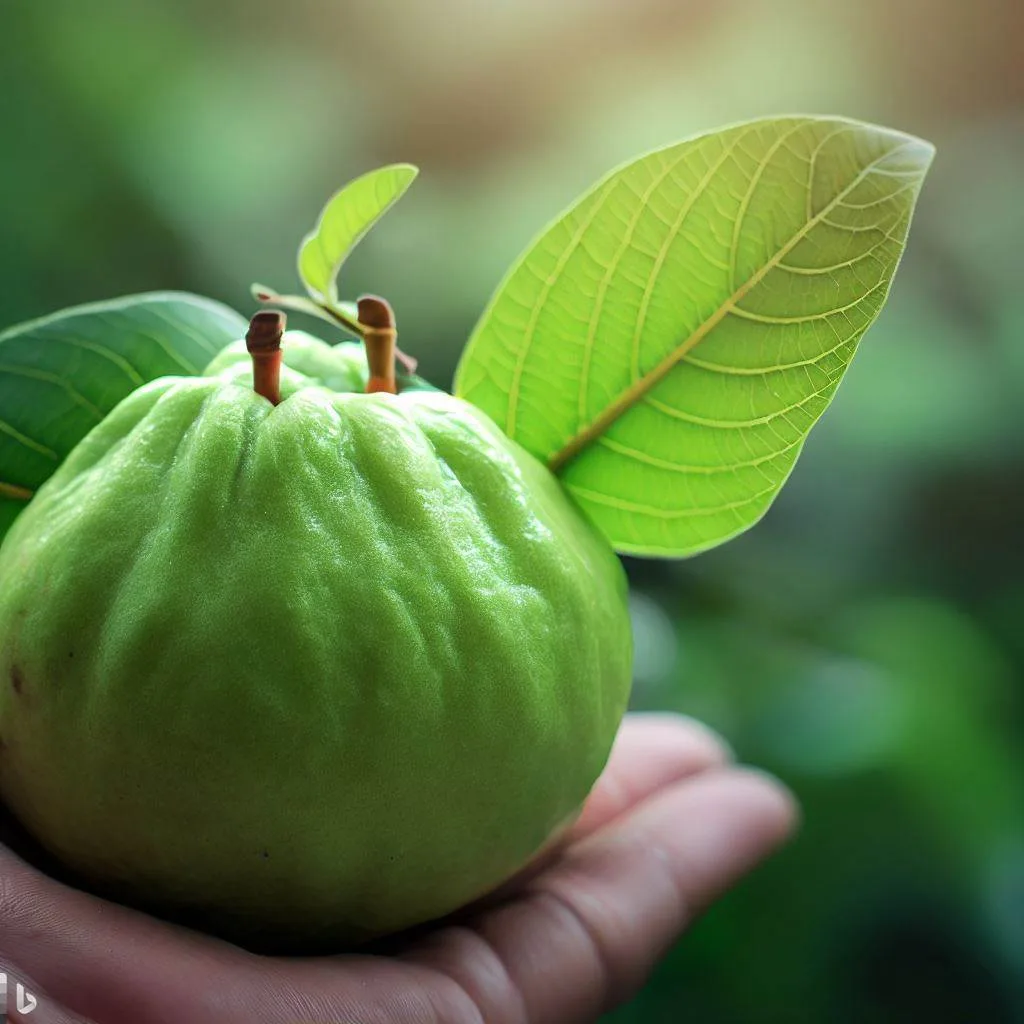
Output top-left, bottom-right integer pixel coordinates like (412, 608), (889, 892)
(298, 164), (418, 304)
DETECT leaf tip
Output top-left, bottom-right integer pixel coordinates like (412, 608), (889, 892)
(884, 127), (937, 174)
(392, 161), (420, 181)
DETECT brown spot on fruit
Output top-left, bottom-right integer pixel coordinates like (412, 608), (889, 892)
(10, 666), (24, 695)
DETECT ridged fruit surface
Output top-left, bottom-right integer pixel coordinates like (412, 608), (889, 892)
(0, 333), (633, 949)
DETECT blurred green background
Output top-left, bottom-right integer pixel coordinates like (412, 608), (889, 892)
(2, 1), (1022, 1020)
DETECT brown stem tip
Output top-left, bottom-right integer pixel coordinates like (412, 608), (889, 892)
(357, 295), (398, 395)
(246, 310), (286, 406)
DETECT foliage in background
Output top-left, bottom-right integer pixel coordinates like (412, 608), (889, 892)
(1, 1), (1021, 1020)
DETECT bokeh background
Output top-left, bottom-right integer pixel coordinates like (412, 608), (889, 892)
(3, 1), (1022, 1020)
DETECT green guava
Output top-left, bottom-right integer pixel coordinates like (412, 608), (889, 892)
(0, 330), (633, 950)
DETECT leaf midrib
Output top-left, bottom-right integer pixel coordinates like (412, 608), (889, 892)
(0, 481), (33, 501)
(548, 140), (918, 474)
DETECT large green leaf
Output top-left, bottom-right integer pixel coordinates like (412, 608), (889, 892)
(454, 116), (934, 557)
(298, 163), (418, 304)
(0, 291), (246, 537)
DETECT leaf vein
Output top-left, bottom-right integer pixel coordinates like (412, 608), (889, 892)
(0, 481), (33, 501)
(145, 306), (220, 357)
(0, 364), (106, 420)
(505, 178), (620, 438)
(40, 333), (147, 386)
(597, 434), (803, 475)
(567, 481), (778, 519)
(729, 121), (811, 292)
(730, 278), (887, 325)
(630, 131), (755, 384)
(0, 419), (59, 461)
(577, 153), (696, 424)
(549, 139), (920, 471)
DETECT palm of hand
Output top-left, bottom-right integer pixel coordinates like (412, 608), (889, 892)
(0, 714), (794, 1024)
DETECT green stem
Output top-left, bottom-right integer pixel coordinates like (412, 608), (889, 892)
(319, 302), (366, 337)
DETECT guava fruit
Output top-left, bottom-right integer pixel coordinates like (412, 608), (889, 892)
(0, 317), (632, 950)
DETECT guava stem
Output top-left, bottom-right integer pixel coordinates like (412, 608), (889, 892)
(357, 295), (398, 395)
(246, 310), (286, 406)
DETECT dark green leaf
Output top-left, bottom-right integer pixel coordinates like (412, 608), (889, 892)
(0, 291), (246, 536)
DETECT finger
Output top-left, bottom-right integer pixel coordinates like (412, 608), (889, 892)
(447, 712), (732, 915)
(2, 804), (467, 1024)
(0, 956), (95, 1023)
(0, 717), (735, 1024)
(568, 712), (732, 841)
(0, 836), (479, 1024)
(410, 767), (797, 1024)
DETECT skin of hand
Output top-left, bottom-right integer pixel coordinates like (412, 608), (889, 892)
(0, 713), (797, 1024)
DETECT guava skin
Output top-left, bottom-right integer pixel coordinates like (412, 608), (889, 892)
(0, 332), (633, 949)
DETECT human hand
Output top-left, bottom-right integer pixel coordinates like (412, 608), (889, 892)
(0, 713), (796, 1023)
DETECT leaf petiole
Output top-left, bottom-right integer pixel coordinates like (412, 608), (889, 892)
(0, 482), (34, 502)
(250, 284), (419, 376)
(251, 285), (365, 338)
